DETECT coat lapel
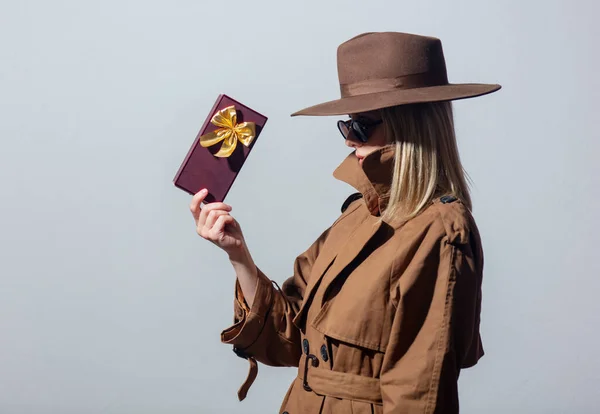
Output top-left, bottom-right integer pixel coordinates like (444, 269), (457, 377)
(317, 214), (383, 303)
(293, 146), (394, 329)
(293, 212), (382, 329)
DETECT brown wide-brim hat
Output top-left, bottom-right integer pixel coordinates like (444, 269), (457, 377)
(291, 32), (501, 117)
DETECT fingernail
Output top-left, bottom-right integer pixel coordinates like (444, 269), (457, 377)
(201, 189), (207, 194)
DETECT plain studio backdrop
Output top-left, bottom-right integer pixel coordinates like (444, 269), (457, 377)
(1, 0), (599, 413)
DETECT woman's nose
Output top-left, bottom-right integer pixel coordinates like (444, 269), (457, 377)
(345, 138), (361, 148)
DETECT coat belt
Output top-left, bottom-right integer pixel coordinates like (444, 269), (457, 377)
(298, 354), (383, 405)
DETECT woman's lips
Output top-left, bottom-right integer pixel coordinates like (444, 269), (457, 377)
(354, 151), (365, 164)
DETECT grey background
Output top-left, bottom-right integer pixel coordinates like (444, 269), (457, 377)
(1, 0), (598, 413)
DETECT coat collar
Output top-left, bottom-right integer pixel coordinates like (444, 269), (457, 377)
(293, 146), (396, 330)
(333, 145), (395, 216)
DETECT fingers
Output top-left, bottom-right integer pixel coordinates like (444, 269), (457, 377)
(190, 190), (238, 245)
(205, 209), (229, 230)
(189, 189), (232, 224)
(189, 189), (208, 221)
(198, 201), (232, 227)
(209, 214), (236, 241)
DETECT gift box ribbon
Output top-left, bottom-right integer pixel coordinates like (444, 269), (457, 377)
(199, 106), (256, 157)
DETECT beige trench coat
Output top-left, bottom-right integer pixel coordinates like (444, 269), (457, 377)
(221, 146), (484, 414)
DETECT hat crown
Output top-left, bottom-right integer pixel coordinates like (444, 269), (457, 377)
(336, 32), (449, 96)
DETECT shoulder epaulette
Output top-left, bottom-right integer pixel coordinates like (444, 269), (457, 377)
(434, 195), (471, 245)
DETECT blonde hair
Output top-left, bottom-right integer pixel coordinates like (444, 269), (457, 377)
(379, 101), (473, 223)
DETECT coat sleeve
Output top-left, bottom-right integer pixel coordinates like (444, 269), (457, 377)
(220, 227), (330, 368)
(380, 225), (484, 414)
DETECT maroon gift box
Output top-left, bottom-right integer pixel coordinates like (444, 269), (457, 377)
(173, 94), (268, 203)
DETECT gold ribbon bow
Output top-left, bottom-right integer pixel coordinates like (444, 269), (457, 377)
(199, 106), (256, 158)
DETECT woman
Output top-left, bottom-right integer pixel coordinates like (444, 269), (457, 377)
(190, 32), (500, 414)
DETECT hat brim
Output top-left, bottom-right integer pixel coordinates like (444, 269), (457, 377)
(290, 83), (501, 116)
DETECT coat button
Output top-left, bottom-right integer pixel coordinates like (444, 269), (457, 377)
(320, 344), (328, 362)
(302, 338), (309, 354)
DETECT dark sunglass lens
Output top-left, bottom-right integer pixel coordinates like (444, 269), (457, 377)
(352, 122), (369, 143)
(338, 120), (350, 138)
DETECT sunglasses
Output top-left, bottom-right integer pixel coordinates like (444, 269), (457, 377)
(337, 117), (383, 143)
